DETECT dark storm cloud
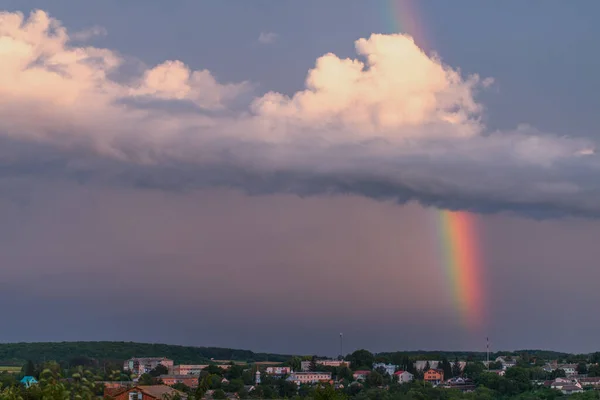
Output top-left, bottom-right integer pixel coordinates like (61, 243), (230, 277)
(0, 9), (599, 219)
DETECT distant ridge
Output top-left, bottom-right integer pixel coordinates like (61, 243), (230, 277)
(0, 341), (584, 366)
(0, 341), (292, 365)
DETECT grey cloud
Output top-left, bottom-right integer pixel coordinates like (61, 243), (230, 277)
(1, 10), (599, 220)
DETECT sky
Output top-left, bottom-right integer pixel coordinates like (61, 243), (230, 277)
(0, 0), (600, 356)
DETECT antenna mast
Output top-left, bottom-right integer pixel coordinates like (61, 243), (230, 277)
(486, 337), (490, 370)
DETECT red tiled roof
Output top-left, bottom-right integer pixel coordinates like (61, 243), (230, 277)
(394, 370), (405, 375)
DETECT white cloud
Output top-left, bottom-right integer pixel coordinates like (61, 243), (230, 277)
(0, 9), (599, 217)
(258, 32), (278, 44)
(131, 60), (251, 109)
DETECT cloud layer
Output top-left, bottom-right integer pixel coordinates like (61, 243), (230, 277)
(1, 9), (599, 217)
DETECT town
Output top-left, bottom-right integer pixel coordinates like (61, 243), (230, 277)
(4, 347), (600, 399)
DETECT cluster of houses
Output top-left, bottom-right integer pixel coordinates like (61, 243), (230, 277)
(114, 355), (600, 398)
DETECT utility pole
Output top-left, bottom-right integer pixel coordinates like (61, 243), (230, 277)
(486, 337), (490, 370)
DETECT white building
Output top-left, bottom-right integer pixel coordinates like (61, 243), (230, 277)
(300, 360), (350, 371)
(265, 366), (292, 375)
(169, 365), (208, 375)
(550, 379), (583, 395)
(286, 372), (332, 385)
(495, 357), (517, 370)
(558, 364), (578, 376)
(393, 371), (414, 383)
(353, 371), (370, 381)
(123, 358), (174, 375)
(372, 363), (397, 376)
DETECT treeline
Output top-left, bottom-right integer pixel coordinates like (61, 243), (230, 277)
(376, 350), (573, 363)
(0, 342), (291, 365)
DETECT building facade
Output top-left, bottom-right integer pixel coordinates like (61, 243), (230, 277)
(169, 365), (208, 375)
(424, 369), (444, 385)
(124, 358), (174, 376)
(300, 360), (350, 371)
(265, 366), (292, 375)
(111, 385), (186, 400)
(393, 371), (414, 383)
(353, 371), (370, 381)
(159, 375), (199, 388)
(287, 372), (332, 385)
(372, 363), (397, 376)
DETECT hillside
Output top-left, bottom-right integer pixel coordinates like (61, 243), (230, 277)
(0, 341), (292, 366)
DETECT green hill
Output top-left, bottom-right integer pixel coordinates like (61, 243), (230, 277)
(0, 341), (292, 366)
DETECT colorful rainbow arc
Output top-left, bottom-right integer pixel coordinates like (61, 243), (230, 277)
(386, 0), (486, 329)
(439, 211), (485, 330)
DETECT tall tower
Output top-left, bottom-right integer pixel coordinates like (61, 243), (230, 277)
(255, 370), (261, 385)
(486, 337), (490, 370)
(339, 333), (343, 360)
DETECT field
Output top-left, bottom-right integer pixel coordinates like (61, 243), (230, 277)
(0, 366), (21, 373)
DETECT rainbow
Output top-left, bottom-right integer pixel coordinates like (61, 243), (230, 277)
(438, 210), (485, 330)
(386, 0), (432, 50)
(385, 1), (486, 330)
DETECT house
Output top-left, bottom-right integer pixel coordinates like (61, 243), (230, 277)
(557, 364), (577, 376)
(579, 377), (600, 387)
(286, 372), (332, 385)
(20, 376), (38, 388)
(393, 370), (413, 383)
(488, 370), (505, 377)
(372, 363), (397, 376)
(300, 360), (350, 371)
(495, 357), (517, 370)
(111, 385), (186, 400)
(124, 358), (174, 376)
(159, 375), (199, 388)
(559, 385), (584, 395)
(423, 369), (444, 385)
(353, 371), (371, 381)
(265, 366), (292, 375)
(169, 365), (208, 375)
(549, 379), (583, 395)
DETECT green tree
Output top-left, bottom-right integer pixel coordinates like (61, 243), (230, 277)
(225, 365), (244, 380)
(0, 387), (23, 400)
(550, 368), (566, 379)
(440, 358), (452, 379)
(505, 367), (532, 393)
(204, 365), (224, 376)
(22, 361), (35, 378)
(196, 374), (211, 399)
(138, 373), (155, 385)
(348, 350), (374, 370)
(224, 378), (244, 393)
(309, 357), (318, 372)
(451, 358), (462, 377)
(208, 374), (222, 390)
(366, 371), (383, 387)
(588, 364), (600, 377)
(289, 357), (302, 372)
(577, 362), (589, 375)
(337, 366), (353, 382)
(149, 364), (168, 377)
(313, 385), (346, 400)
(423, 361), (431, 372)
(278, 380), (297, 398)
(213, 389), (226, 399)
(462, 362), (485, 380)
